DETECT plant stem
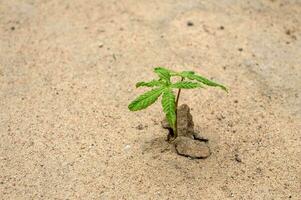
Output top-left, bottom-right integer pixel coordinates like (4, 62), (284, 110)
(174, 77), (184, 139)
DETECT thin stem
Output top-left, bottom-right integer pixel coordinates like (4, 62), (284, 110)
(175, 78), (184, 108)
(174, 77), (184, 139)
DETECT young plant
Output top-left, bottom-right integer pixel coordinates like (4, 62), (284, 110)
(128, 67), (227, 140)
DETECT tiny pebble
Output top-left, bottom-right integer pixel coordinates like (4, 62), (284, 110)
(187, 21), (194, 26)
(235, 154), (242, 162)
(136, 124), (144, 130)
(124, 145), (131, 150)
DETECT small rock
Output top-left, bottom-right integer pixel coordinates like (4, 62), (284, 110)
(124, 145), (131, 150)
(235, 154), (242, 162)
(136, 124), (144, 130)
(174, 137), (210, 159)
(285, 30), (291, 35)
(187, 21), (194, 26)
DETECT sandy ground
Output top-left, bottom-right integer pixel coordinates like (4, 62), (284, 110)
(0, 0), (300, 199)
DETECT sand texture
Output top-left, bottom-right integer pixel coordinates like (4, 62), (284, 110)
(0, 0), (300, 199)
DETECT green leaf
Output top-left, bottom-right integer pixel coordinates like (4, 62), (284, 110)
(154, 67), (171, 82)
(182, 71), (195, 75)
(172, 81), (204, 89)
(180, 71), (227, 92)
(161, 89), (176, 130)
(128, 87), (164, 111)
(136, 80), (162, 88)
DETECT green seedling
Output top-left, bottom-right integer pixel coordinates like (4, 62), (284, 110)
(128, 67), (227, 141)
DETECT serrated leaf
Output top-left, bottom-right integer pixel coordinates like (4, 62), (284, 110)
(172, 81), (204, 89)
(128, 87), (165, 111)
(136, 80), (162, 88)
(161, 89), (176, 130)
(154, 67), (171, 82)
(180, 71), (227, 92)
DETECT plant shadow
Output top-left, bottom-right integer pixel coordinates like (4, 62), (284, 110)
(141, 136), (174, 155)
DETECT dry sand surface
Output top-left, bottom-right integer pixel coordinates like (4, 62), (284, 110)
(1, 0), (301, 199)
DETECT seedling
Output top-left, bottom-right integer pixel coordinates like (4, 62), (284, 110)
(128, 67), (227, 141)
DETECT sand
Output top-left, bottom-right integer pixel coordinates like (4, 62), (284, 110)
(0, 0), (300, 199)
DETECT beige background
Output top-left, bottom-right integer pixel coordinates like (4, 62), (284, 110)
(0, 0), (300, 199)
